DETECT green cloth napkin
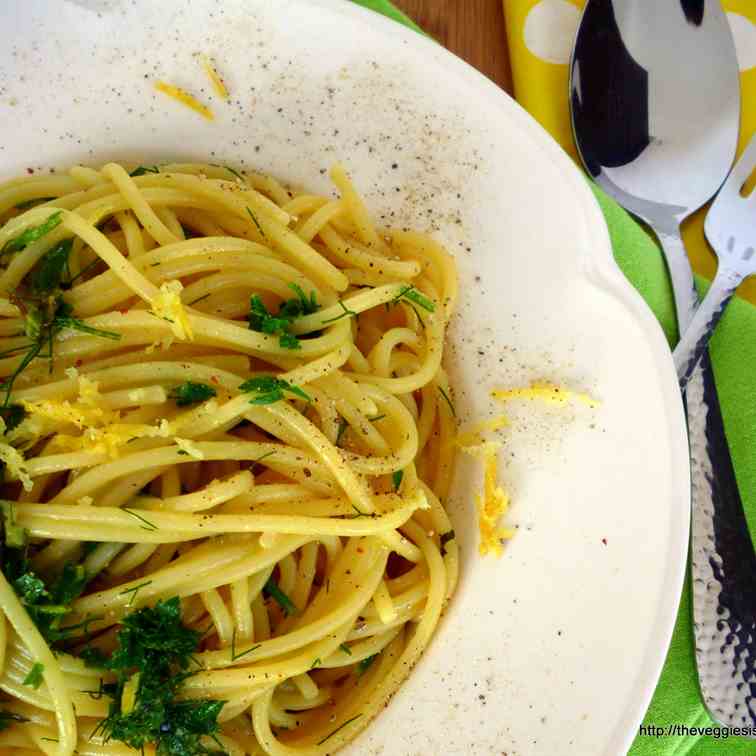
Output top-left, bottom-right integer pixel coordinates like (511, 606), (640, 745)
(355, 2), (756, 753)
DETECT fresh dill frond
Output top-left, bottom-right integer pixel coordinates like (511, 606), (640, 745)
(239, 376), (311, 405)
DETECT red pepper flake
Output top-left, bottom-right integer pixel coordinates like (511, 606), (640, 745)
(75, 359), (83, 367)
(356, 547), (364, 554)
(601, 538), (607, 546)
(26, 167), (34, 174)
(210, 375), (219, 384)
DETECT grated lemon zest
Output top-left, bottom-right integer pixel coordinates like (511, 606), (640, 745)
(492, 381), (599, 408)
(454, 414), (509, 448)
(150, 280), (194, 342)
(0, 440), (32, 491)
(199, 54), (229, 100)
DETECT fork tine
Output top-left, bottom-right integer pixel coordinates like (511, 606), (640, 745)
(719, 134), (756, 200)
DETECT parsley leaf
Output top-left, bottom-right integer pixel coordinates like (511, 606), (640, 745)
(169, 382), (217, 407)
(279, 283), (319, 318)
(23, 662), (44, 689)
(1, 211), (62, 256)
(263, 577), (297, 616)
(248, 284), (319, 350)
(2, 539), (93, 644)
(239, 376), (311, 405)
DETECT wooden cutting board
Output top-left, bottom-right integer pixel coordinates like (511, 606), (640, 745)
(392, 0), (512, 92)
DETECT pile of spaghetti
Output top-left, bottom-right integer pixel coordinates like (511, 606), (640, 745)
(0, 161), (459, 755)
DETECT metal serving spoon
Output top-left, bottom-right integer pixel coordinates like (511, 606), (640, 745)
(570, 0), (756, 732)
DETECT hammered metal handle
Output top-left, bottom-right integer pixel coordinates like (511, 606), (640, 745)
(657, 229), (756, 731)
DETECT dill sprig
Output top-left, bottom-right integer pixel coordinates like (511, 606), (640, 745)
(390, 284), (435, 313)
(1, 294), (121, 407)
(91, 597), (225, 756)
(239, 376), (311, 405)
(321, 299), (358, 324)
(263, 577), (297, 616)
(1, 211), (62, 257)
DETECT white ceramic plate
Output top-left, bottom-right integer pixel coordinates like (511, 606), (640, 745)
(0, 1), (691, 754)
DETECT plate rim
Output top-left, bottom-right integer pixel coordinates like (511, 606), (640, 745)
(309, 1), (691, 751)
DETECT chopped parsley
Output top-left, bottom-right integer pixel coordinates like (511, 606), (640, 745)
(263, 577), (297, 616)
(339, 643), (353, 656)
(169, 382), (217, 407)
(392, 469), (404, 492)
(90, 597), (225, 756)
(129, 165), (160, 177)
(2, 550), (92, 644)
(248, 283), (319, 349)
(239, 376), (311, 405)
(1, 211), (62, 257)
(23, 662), (44, 689)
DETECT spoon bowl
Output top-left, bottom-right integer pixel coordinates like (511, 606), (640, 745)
(570, 0), (739, 229)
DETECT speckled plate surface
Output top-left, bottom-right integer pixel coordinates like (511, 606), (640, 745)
(0, 1), (691, 754)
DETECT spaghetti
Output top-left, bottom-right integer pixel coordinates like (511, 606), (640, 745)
(0, 161), (460, 755)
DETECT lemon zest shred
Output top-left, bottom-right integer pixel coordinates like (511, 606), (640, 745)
(454, 414), (509, 448)
(492, 381), (599, 408)
(199, 54), (229, 100)
(154, 81), (214, 121)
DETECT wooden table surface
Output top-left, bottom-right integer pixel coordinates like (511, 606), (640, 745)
(392, 0), (513, 93)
